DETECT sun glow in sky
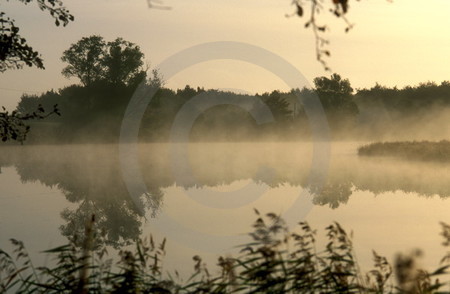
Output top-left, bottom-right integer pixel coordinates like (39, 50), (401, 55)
(1, 0), (449, 110)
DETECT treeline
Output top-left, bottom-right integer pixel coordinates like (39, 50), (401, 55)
(16, 84), (299, 142)
(354, 81), (450, 139)
(13, 35), (450, 143)
(16, 72), (360, 142)
(355, 81), (450, 115)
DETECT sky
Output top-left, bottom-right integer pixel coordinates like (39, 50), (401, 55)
(1, 0), (449, 110)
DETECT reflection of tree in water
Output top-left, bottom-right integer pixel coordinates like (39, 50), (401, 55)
(0, 145), (163, 248)
(1, 143), (449, 247)
(311, 181), (352, 209)
(60, 199), (142, 249)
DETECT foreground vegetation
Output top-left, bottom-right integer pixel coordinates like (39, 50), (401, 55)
(2, 212), (450, 293)
(358, 140), (450, 162)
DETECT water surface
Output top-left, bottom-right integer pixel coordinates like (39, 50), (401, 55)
(0, 142), (449, 274)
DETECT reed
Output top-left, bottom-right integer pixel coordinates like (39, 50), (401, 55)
(2, 211), (450, 293)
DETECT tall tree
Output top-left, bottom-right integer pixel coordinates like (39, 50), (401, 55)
(61, 35), (107, 87)
(102, 38), (144, 86)
(314, 73), (358, 128)
(61, 36), (145, 87)
(261, 90), (292, 122)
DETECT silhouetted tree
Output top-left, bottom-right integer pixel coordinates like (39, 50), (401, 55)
(61, 35), (146, 87)
(314, 73), (358, 130)
(16, 90), (60, 117)
(61, 35), (106, 86)
(261, 90), (292, 122)
(103, 38), (145, 86)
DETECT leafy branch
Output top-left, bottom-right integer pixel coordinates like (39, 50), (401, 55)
(0, 104), (60, 143)
(288, 0), (360, 71)
(0, 0), (74, 71)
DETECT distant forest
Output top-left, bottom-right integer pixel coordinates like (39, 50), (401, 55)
(17, 78), (450, 143)
(12, 36), (450, 143)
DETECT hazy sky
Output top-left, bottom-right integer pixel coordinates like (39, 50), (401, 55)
(1, 0), (449, 110)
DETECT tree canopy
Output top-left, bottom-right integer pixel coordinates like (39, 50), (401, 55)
(61, 36), (145, 87)
(61, 36), (106, 86)
(102, 38), (145, 86)
(313, 73), (358, 128)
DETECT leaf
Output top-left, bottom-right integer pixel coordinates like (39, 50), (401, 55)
(159, 238), (166, 251)
(431, 265), (450, 276)
(296, 4), (303, 17)
(41, 244), (71, 253)
(5, 267), (28, 288)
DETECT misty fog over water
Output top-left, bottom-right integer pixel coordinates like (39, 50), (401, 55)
(2, 67), (450, 281)
(1, 142), (449, 274)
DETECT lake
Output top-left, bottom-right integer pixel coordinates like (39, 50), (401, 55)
(1, 142), (449, 276)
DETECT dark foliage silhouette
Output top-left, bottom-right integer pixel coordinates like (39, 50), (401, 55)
(2, 211), (450, 293)
(0, 0), (73, 71)
(61, 36), (145, 87)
